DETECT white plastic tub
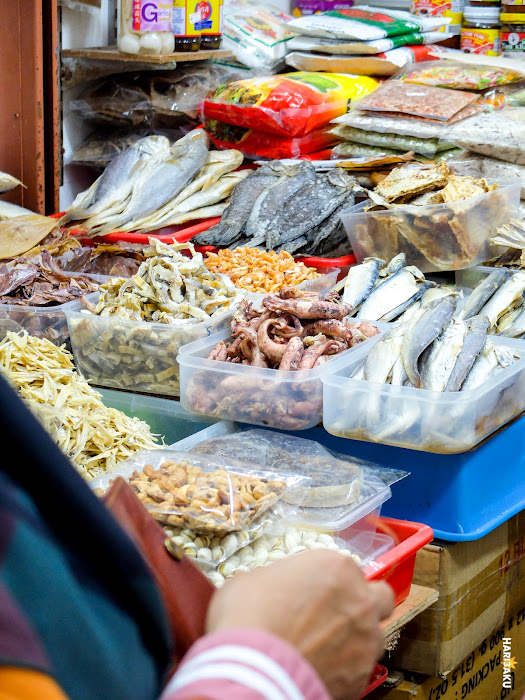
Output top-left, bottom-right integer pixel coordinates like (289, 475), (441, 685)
(340, 182), (521, 273)
(66, 296), (233, 397)
(322, 333), (525, 454)
(179, 324), (386, 430)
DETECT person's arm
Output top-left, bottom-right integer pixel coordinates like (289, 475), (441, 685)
(161, 628), (330, 700)
(161, 549), (394, 700)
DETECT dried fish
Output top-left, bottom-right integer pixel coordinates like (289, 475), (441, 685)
(68, 240), (242, 397)
(0, 331), (160, 478)
(0, 215), (62, 260)
(0, 171), (24, 194)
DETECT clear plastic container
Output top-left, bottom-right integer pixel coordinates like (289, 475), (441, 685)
(242, 268), (339, 309)
(0, 292), (99, 350)
(178, 323), (387, 431)
(98, 387), (219, 445)
(322, 333), (525, 454)
(66, 296), (233, 397)
(340, 181), (521, 273)
(117, 0), (175, 56)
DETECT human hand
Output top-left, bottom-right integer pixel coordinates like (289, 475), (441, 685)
(206, 549), (394, 699)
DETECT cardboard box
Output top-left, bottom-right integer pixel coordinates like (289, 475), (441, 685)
(372, 604), (525, 699)
(389, 510), (525, 676)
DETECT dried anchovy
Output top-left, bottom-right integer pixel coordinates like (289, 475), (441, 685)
(0, 331), (161, 479)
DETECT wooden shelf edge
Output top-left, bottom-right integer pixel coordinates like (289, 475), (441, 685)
(61, 46), (232, 64)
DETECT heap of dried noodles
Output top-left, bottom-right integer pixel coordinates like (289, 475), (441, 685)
(0, 331), (160, 478)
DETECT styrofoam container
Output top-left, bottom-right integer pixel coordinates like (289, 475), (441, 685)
(98, 388), (219, 446)
(66, 295), (233, 397)
(340, 182), (521, 273)
(178, 323), (387, 430)
(322, 333), (525, 453)
(0, 292), (98, 349)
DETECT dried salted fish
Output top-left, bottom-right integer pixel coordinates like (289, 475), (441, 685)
(375, 162), (450, 203)
(0, 171), (24, 194)
(68, 240), (242, 397)
(0, 215), (62, 259)
(92, 240), (240, 324)
(0, 331), (160, 478)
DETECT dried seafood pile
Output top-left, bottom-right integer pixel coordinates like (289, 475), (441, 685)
(97, 459), (286, 533)
(57, 243), (147, 278)
(459, 268), (525, 338)
(330, 298), (521, 452)
(204, 248), (320, 294)
(0, 251), (99, 348)
(487, 219), (525, 269)
(193, 161), (360, 257)
(184, 287), (379, 429)
(65, 131), (248, 237)
(68, 240), (242, 396)
(0, 251), (98, 306)
(0, 331), (160, 478)
(343, 253), (459, 323)
(351, 161), (513, 271)
(0, 214), (79, 260)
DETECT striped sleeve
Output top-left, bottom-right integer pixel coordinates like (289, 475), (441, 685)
(160, 629), (330, 700)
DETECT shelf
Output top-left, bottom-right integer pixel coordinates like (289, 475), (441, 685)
(61, 46), (232, 64)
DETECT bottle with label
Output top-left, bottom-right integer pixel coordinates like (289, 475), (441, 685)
(173, 0), (201, 51)
(461, 5), (501, 54)
(501, 11), (525, 54)
(410, 0), (465, 35)
(199, 0), (223, 49)
(118, 0), (175, 55)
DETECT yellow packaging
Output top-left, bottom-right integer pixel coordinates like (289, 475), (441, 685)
(173, 0), (201, 37)
(410, 0), (464, 33)
(460, 26), (501, 54)
(197, 0), (221, 36)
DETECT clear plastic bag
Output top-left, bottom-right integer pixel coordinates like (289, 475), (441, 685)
(331, 124), (454, 158)
(91, 449), (310, 533)
(334, 109), (465, 139)
(354, 81), (479, 122)
(442, 107), (525, 166)
(222, 6), (296, 74)
(396, 59), (525, 91)
(69, 77), (153, 127)
(59, 0), (101, 12)
(189, 429), (408, 530)
(150, 64), (252, 119)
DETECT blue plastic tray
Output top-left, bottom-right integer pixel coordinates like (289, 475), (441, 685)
(285, 419), (525, 542)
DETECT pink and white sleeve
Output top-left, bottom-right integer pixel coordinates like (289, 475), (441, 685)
(160, 628), (331, 700)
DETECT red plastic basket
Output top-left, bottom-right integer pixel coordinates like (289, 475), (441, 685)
(364, 517), (434, 607)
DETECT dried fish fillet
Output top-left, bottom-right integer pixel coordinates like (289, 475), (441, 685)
(0, 215), (62, 259)
(0, 331), (160, 478)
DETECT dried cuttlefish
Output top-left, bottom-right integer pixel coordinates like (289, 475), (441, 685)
(0, 331), (161, 478)
(92, 239), (242, 324)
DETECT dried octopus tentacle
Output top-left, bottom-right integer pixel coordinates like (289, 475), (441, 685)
(257, 318), (289, 365)
(298, 339), (340, 369)
(262, 295), (353, 320)
(278, 336), (304, 371)
(301, 319), (354, 343)
(207, 341), (228, 362)
(347, 320), (380, 339)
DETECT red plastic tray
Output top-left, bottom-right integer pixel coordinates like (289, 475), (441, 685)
(54, 212), (356, 279)
(364, 517), (434, 607)
(360, 665), (388, 699)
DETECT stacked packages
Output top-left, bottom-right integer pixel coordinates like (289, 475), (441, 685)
(200, 71), (378, 158)
(285, 6), (453, 77)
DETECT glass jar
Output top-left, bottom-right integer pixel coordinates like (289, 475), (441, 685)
(461, 5), (501, 54)
(172, 0), (201, 51)
(500, 11), (525, 53)
(118, 0), (175, 55)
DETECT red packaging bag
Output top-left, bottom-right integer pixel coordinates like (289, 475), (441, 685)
(201, 72), (378, 137)
(205, 119), (341, 158)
